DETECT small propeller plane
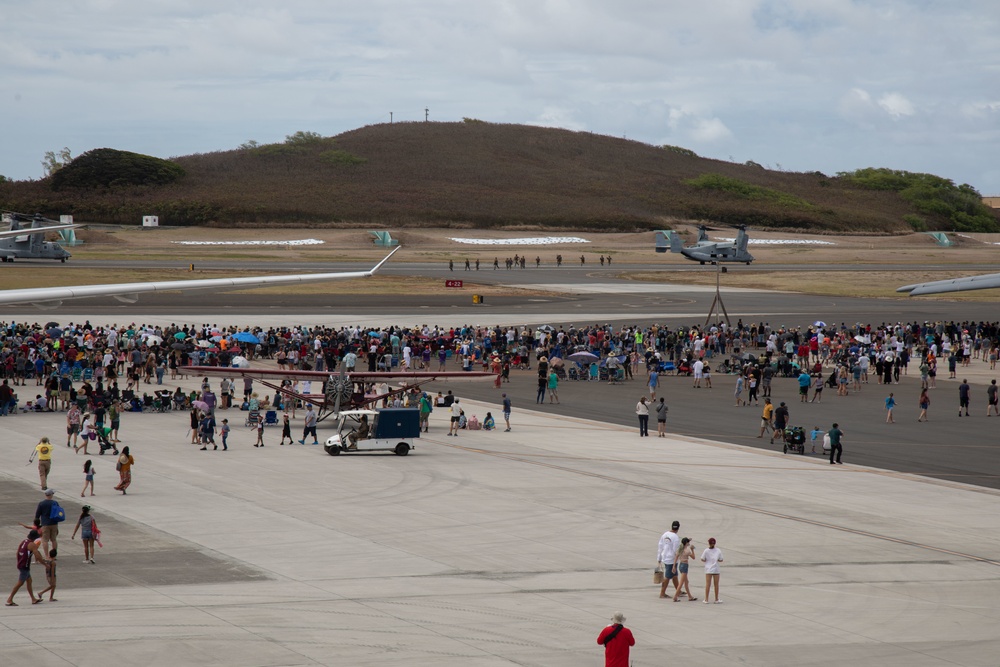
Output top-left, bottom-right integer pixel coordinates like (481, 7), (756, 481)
(655, 225), (754, 264)
(190, 364), (497, 421)
(0, 211), (80, 262)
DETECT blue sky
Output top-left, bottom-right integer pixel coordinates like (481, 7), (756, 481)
(3, 0), (999, 193)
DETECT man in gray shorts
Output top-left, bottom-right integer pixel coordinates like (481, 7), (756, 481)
(657, 520), (682, 598)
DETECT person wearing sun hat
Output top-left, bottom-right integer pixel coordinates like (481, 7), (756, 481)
(596, 611), (634, 667)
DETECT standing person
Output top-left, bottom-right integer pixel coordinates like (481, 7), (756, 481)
(828, 423), (844, 465)
(70, 506), (97, 564)
(798, 369), (811, 402)
(672, 537), (698, 602)
(701, 537), (724, 604)
(108, 400), (122, 443)
(655, 397), (668, 437)
(198, 412), (216, 450)
(5, 529), (47, 606)
(733, 374), (746, 406)
(885, 393), (896, 423)
(757, 397), (773, 438)
(596, 611), (634, 667)
(635, 397), (649, 437)
(419, 393), (432, 433)
(647, 367), (659, 400)
(279, 414), (292, 445)
(988, 380), (999, 417)
(114, 446), (135, 494)
(918, 388), (930, 422)
(657, 520), (681, 598)
(547, 370), (559, 404)
(502, 393), (512, 432)
(958, 379), (971, 417)
(770, 402), (789, 445)
(66, 404), (82, 449)
(31, 437), (54, 491)
(36, 549), (57, 602)
(219, 418), (231, 450)
(810, 372), (824, 403)
(189, 407), (200, 445)
(80, 459), (95, 497)
(34, 488), (62, 557)
(298, 405), (318, 445)
(535, 374), (547, 404)
(747, 371), (759, 405)
(254, 417), (265, 447)
(448, 398), (462, 436)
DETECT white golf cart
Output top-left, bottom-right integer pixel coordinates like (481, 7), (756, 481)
(324, 408), (420, 456)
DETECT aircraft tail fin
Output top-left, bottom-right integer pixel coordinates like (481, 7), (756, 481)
(736, 226), (749, 253)
(669, 231), (683, 253)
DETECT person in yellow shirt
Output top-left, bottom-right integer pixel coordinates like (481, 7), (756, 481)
(757, 398), (774, 438)
(30, 437), (54, 490)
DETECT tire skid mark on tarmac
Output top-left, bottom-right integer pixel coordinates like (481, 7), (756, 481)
(434, 441), (1000, 568)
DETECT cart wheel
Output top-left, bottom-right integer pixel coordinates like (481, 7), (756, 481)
(394, 443), (410, 456)
(325, 444), (341, 456)
(782, 444), (788, 454)
(798, 445), (805, 455)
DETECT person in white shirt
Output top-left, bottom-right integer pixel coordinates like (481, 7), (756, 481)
(448, 399), (462, 436)
(656, 520), (681, 598)
(701, 537), (724, 604)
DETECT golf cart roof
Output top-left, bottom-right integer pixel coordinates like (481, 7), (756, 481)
(338, 409), (378, 417)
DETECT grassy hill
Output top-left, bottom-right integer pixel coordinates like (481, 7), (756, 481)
(1, 121), (996, 233)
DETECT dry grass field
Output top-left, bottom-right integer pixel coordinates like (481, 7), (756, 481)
(0, 225), (989, 301)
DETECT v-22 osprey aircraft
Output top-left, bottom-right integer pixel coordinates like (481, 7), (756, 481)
(655, 225), (754, 265)
(0, 212), (78, 262)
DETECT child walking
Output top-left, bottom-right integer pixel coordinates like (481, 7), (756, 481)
(37, 549), (57, 602)
(254, 418), (264, 447)
(220, 419), (231, 451)
(71, 506), (97, 564)
(280, 414), (293, 445)
(80, 459), (95, 497)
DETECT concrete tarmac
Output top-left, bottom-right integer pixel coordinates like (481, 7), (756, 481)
(1, 387), (999, 666)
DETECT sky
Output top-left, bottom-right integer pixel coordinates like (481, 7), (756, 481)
(3, 0), (999, 193)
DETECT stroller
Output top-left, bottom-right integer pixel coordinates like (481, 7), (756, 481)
(781, 425), (806, 455)
(96, 427), (119, 456)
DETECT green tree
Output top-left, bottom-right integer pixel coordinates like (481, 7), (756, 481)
(42, 147), (73, 176)
(284, 131), (323, 146)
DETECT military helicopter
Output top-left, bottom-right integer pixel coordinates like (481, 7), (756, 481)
(0, 212), (79, 262)
(655, 225), (754, 264)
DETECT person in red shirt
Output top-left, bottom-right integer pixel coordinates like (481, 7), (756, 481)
(596, 611), (634, 667)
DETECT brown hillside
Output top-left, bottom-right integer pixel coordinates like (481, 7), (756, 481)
(0, 122), (978, 231)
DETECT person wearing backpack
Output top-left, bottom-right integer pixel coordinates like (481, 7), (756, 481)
(6, 529), (49, 606)
(33, 488), (65, 560)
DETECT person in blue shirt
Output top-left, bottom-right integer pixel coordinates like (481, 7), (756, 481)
(809, 426), (824, 454)
(885, 393), (896, 423)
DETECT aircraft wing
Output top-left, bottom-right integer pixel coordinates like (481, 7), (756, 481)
(0, 246), (400, 307)
(0, 223), (80, 239)
(190, 367), (497, 382)
(897, 272), (1000, 296)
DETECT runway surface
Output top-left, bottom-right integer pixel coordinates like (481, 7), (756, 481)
(1, 258), (998, 491)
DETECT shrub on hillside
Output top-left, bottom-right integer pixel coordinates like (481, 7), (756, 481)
(685, 173), (813, 209)
(838, 168), (998, 232)
(50, 149), (184, 190)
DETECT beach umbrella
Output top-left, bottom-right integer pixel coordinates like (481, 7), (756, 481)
(567, 351), (599, 363)
(191, 400), (210, 412)
(45, 321), (59, 329)
(196, 340), (211, 348)
(46, 327), (62, 338)
(813, 320), (827, 328)
(549, 357), (564, 368)
(536, 324), (555, 332)
(173, 332), (187, 340)
(231, 356), (250, 368)
(233, 332), (260, 344)
(143, 335), (163, 346)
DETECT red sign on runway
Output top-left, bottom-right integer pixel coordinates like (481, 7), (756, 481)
(445, 280), (464, 288)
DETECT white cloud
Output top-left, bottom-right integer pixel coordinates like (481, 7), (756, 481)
(0, 1), (998, 194)
(877, 93), (915, 119)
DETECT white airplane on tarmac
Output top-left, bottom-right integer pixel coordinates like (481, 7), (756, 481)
(897, 270), (1000, 296)
(0, 246), (400, 308)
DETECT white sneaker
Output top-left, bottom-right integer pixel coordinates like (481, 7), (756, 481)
(714, 600), (723, 604)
